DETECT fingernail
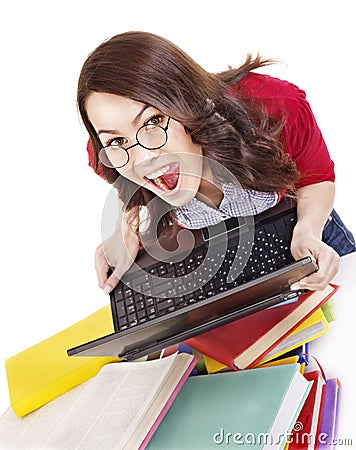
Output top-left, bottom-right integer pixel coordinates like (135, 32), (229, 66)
(103, 285), (112, 294)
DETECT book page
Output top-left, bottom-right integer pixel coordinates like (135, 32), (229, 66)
(265, 320), (326, 358)
(0, 355), (180, 450)
(0, 383), (87, 450)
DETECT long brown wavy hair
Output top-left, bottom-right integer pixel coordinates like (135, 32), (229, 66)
(77, 31), (300, 236)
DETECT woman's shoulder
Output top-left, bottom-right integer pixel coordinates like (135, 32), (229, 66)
(235, 72), (305, 99)
(229, 72), (308, 121)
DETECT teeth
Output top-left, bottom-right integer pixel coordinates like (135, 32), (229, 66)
(146, 164), (171, 180)
(153, 178), (169, 191)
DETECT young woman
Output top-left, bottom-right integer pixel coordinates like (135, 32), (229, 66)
(77, 31), (356, 295)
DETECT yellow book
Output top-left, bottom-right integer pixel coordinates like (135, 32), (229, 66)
(260, 307), (329, 364)
(260, 357), (306, 375)
(204, 307), (329, 374)
(259, 355), (299, 367)
(5, 305), (120, 417)
(203, 353), (305, 374)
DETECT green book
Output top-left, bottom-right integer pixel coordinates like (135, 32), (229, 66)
(146, 364), (311, 450)
(321, 297), (337, 322)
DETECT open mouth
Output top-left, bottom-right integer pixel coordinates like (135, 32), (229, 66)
(144, 163), (180, 192)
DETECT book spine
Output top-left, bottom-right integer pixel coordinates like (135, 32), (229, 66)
(138, 355), (200, 450)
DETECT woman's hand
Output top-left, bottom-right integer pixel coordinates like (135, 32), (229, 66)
(290, 224), (340, 291)
(289, 181), (339, 291)
(95, 209), (140, 294)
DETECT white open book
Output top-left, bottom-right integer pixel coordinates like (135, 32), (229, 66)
(0, 353), (197, 450)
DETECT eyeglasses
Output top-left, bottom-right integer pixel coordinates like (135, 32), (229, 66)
(99, 116), (171, 168)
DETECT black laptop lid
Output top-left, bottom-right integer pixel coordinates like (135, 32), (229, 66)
(67, 256), (316, 360)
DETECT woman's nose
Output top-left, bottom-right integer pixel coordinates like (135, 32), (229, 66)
(129, 146), (163, 168)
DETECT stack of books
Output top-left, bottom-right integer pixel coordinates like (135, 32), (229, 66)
(0, 284), (341, 449)
(185, 286), (337, 372)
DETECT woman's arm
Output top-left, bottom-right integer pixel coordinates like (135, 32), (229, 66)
(95, 203), (140, 294)
(290, 181), (340, 290)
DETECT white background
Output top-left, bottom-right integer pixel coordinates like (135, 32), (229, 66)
(0, 0), (355, 440)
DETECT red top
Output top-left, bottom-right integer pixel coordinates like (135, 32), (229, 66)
(232, 72), (335, 187)
(86, 72), (335, 187)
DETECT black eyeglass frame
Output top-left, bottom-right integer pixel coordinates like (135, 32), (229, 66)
(99, 116), (171, 168)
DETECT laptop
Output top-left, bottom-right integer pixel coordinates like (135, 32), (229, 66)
(67, 197), (317, 360)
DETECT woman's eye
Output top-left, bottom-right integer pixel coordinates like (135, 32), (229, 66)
(108, 137), (126, 148)
(145, 114), (164, 126)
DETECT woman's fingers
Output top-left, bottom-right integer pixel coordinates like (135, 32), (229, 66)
(291, 244), (340, 291)
(103, 271), (121, 294)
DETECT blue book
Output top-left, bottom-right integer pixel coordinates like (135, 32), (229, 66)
(146, 364), (312, 449)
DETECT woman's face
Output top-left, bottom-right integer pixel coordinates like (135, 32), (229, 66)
(86, 92), (204, 207)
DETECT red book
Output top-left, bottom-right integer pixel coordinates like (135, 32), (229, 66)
(288, 370), (326, 449)
(185, 284), (338, 370)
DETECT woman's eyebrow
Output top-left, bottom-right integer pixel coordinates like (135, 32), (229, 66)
(133, 104), (150, 124)
(98, 105), (150, 136)
(98, 128), (120, 136)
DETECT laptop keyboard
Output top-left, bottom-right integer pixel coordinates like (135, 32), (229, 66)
(110, 212), (296, 332)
